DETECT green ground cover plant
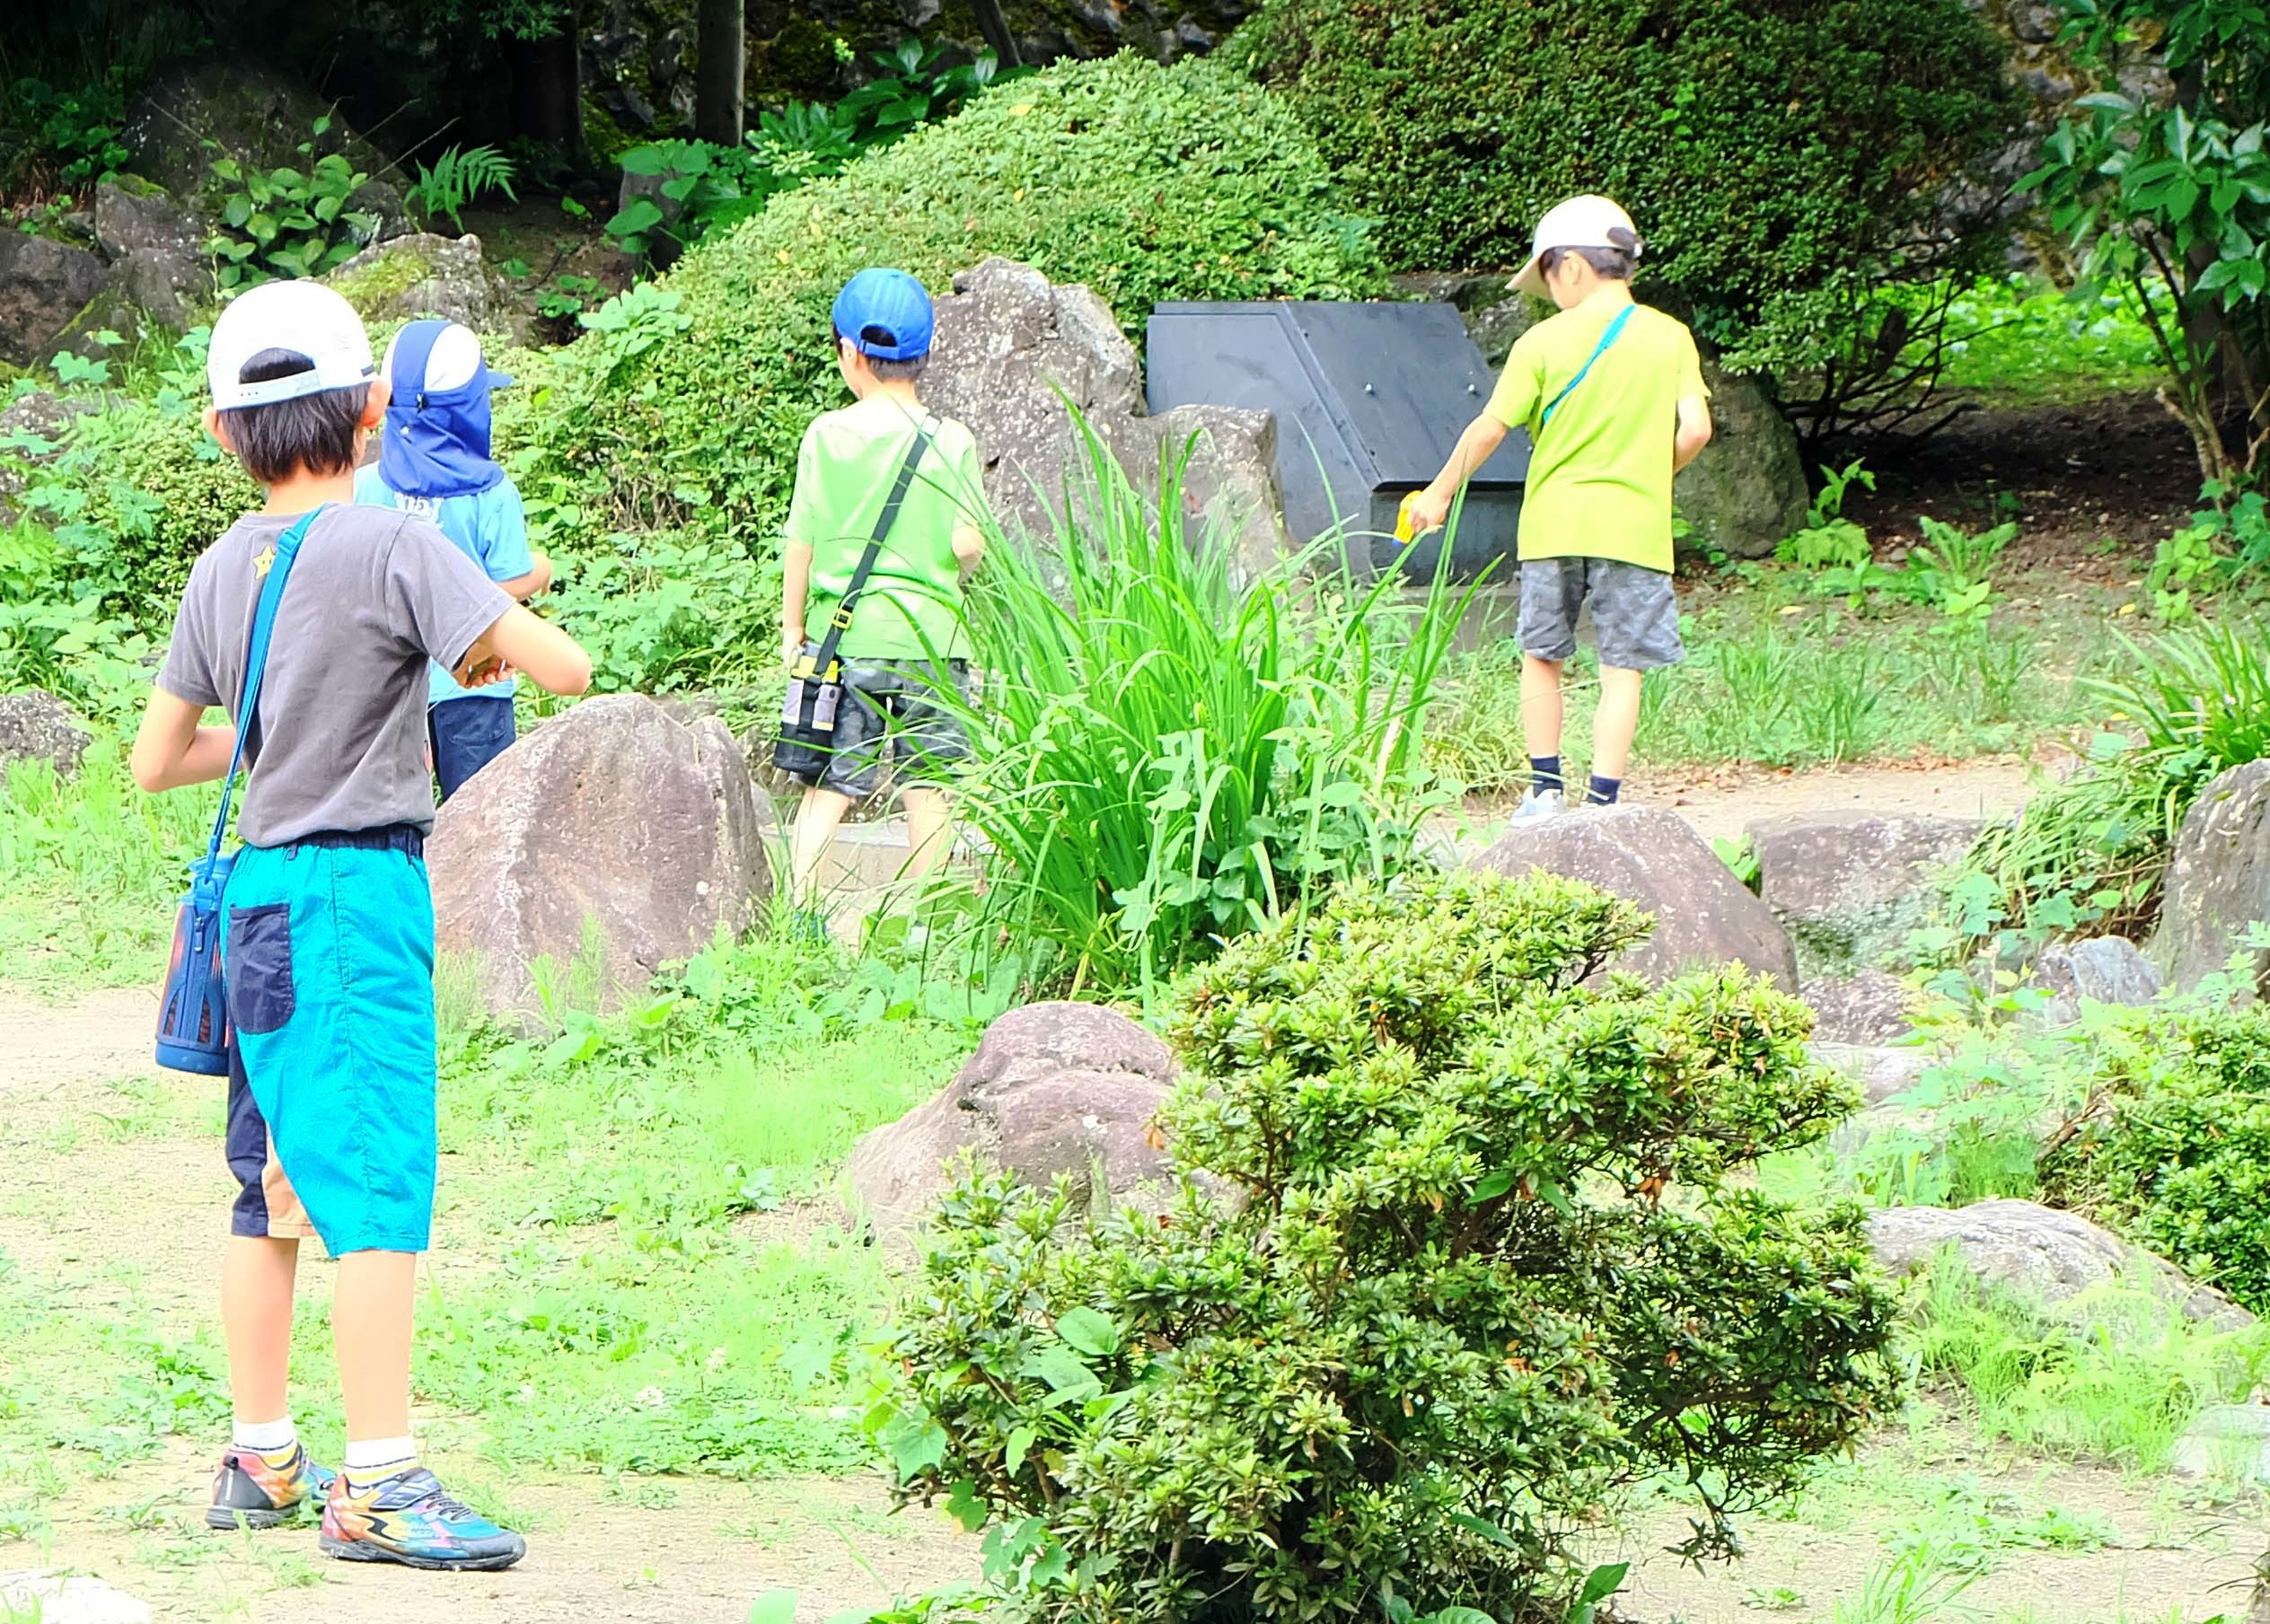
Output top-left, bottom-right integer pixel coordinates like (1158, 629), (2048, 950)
(1931, 275), (2165, 406)
(1941, 620), (2270, 954)
(204, 116), (378, 289)
(1240, 0), (2014, 374)
(874, 869), (1900, 1624)
(940, 429), (1464, 999)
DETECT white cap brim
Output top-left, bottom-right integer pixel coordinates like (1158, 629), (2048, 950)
(207, 280), (376, 410)
(1511, 254), (1548, 299)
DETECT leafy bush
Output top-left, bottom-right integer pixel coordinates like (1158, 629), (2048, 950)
(1, 70), (131, 198)
(2041, 1005), (2270, 1313)
(516, 52), (1383, 548)
(937, 426), (1464, 998)
(205, 116), (377, 287)
(1239, 0), (2015, 371)
(871, 869), (1901, 1624)
(2023, 0), (2270, 496)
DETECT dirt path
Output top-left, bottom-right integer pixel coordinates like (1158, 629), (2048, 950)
(0, 974), (2256, 1624)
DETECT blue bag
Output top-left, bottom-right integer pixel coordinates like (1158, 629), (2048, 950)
(154, 506), (325, 1074)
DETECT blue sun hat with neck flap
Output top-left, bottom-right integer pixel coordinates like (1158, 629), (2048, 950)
(379, 319), (514, 498)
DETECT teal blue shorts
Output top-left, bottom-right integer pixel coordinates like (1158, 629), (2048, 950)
(221, 833), (438, 1255)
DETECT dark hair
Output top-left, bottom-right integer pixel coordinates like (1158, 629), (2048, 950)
(833, 325), (928, 383)
(1542, 226), (1641, 284)
(219, 348), (370, 486)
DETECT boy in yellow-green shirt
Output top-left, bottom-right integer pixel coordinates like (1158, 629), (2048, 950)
(1408, 195), (1713, 822)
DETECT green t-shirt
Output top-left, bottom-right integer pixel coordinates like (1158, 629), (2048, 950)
(1483, 294), (1709, 574)
(784, 394), (990, 662)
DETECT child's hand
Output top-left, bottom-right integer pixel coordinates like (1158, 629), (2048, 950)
(453, 646), (508, 688)
(1403, 486), (1452, 537)
(782, 626), (805, 671)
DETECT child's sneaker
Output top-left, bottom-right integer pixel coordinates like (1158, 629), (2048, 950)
(1509, 786), (1564, 826)
(319, 1468), (526, 1571)
(207, 1442), (337, 1530)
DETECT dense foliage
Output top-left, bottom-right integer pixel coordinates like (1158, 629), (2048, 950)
(939, 428), (1464, 998)
(513, 52), (1383, 551)
(2041, 1005), (2270, 1314)
(873, 871), (1899, 1624)
(1238, 0), (2015, 371)
(2024, 0), (2270, 497)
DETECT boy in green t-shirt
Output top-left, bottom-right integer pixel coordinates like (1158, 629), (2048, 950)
(1408, 195), (1713, 823)
(781, 268), (990, 902)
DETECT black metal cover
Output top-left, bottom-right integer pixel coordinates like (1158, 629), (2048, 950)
(1145, 300), (1528, 577)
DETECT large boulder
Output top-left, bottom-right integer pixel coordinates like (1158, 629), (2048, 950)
(846, 1000), (1180, 1243)
(0, 234), (106, 368)
(1673, 361), (1809, 561)
(0, 691), (93, 777)
(919, 258), (1292, 559)
(92, 176), (202, 259)
(1800, 969), (1914, 1044)
(123, 53), (388, 199)
(323, 233), (520, 340)
(1467, 805), (1799, 988)
(1866, 1198), (2254, 1333)
(1749, 810), (1980, 976)
(2028, 935), (2162, 1026)
(2157, 759), (2270, 996)
(427, 695), (771, 1020)
(89, 176), (215, 336)
(1813, 1041), (1931, 1107)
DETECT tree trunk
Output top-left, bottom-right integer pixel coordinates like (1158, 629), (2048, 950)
(969, 0), (1022, 66)
(511, 22), (584, 160)
(697, 0), (746, 146)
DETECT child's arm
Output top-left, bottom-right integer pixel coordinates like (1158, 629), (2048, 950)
(453, 604), (592, 696)
(1673, 395), (1713, 472)
(952, 521), (985, 574)
(1408, 416), (1511, 533)
(781, 540), (813, 668)
(130, 689), (236, 792)
(494, 550), (552, 601)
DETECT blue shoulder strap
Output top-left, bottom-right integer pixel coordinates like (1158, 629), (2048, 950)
(191, 505), (327, 902)
(1540, 304), (1637, 429)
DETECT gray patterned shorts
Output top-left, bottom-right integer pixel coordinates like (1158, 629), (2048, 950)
(1517, 557), (1685, 672)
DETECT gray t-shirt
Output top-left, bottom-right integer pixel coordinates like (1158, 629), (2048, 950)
(158, 505), (511, 846)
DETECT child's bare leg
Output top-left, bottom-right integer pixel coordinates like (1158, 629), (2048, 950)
(902, 786), (953, 881)
(790, 786), (856, 901)
(1521, 654), (1565, 762)
(333, 1251), (417, 1444)
(1591, 665), (1644, 785)
(223, 1235), (300, 1424)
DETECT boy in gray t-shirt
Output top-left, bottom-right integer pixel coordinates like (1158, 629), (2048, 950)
(131, 281), (592, 1571)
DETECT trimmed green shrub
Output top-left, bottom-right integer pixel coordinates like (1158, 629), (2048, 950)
(2041, 1005), (2270, 1315)
(871, 870), (1901, 1624)
(510, 52), (1384, 547)
(1237, 0), (2016, 369)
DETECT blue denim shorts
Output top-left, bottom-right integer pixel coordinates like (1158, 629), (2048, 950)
(221, 831), (438, 1255)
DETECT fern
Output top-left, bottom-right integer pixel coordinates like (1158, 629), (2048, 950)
(408, 144), (518, 233)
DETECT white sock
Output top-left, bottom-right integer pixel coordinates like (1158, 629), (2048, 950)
(233, 1417), (297, 1454)
(343, 1436), (418, 1482)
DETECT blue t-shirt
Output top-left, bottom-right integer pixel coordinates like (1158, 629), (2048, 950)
(354, 467), (534, 705)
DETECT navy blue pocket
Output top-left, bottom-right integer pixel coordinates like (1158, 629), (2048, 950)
(226, 904), (295, 1035)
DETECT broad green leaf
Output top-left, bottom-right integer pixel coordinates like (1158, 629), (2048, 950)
(1005, 1424), (1036, 1475)
(1055, 1305), (1121, 1356)
(1471, 1170), (1516, 1203)
(746, 1591), (798, 1624)
(1447, 1511), (1518, 1549)
(1578, 1562), (1631, 1607)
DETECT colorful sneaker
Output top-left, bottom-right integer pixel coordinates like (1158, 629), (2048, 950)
(207, 1442), (338, 1530)
(319, 1468), (527, 1571)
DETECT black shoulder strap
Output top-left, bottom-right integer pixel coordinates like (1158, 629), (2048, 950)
(811, 424), (932, 678)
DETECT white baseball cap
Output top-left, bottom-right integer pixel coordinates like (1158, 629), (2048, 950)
(207, 280), (376, 410)
(1511, 195), (1643, 299)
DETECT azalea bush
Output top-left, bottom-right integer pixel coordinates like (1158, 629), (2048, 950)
(871, 870), (1901, 1624)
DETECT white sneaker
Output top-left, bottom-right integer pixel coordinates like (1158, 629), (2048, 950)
(1509, 786), (1564, 826)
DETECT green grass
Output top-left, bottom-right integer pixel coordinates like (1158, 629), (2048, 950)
(1907, 1251), (2270, 1471)
(1427, 567), (2116, 793)
(0, 742), (211, 989)
(1933, 274), (2166, 407)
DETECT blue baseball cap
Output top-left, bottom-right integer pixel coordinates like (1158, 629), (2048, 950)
(831, 268), (935, 362)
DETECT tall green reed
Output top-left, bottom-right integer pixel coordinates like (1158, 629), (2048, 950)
(940, 415), (1471, 1000)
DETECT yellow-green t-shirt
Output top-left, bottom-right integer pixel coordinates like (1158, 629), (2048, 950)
(784, 393), (990, 663)
(1483, 295), (1708, 573)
